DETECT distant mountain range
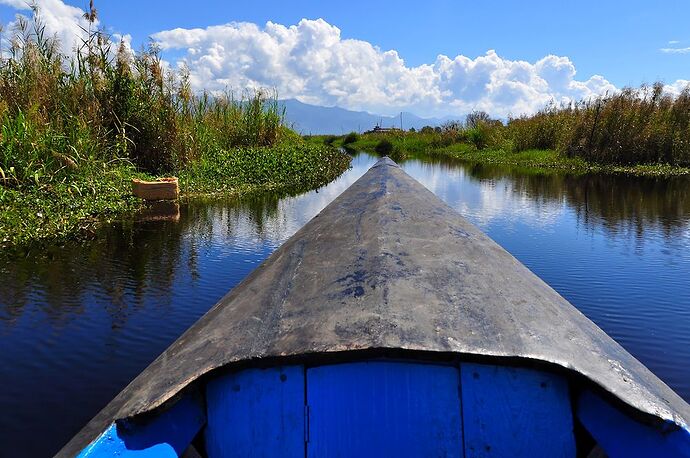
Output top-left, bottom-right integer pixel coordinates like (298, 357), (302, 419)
(279, 99), (455, 135)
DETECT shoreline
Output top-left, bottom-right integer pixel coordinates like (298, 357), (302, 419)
(0, 145), (351, 252)
(424, 147), (690, 177)
(326, 135), (690, 177)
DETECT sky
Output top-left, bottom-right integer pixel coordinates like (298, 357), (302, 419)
(0, 0), (688, 118)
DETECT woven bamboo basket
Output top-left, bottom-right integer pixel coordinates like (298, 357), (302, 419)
(132, 177), (179, 201)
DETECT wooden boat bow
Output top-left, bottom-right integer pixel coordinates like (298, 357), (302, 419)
(60, 157), (690, 457)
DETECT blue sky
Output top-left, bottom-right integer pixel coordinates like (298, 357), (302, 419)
(0, 0), (688, 117)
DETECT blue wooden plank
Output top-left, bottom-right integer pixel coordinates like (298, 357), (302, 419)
(205, 365), (305, 458)
(460, 363), (575, 458)
(577, 390), (690, 458)
(77, 392), (205, 457)
(306, 361), (463, 457)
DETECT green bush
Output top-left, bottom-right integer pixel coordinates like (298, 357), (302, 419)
(342, 132), (359, 145)
(375, 139), (394, 156)
(466, 126), (487, 150)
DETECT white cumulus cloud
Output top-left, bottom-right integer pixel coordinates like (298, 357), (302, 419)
(2, 1), (689, 118)
(0, 0), (96, 55)
(0, 0), (29, 9)
(663, 79), (690, 97)
(151, 18), (618, 118)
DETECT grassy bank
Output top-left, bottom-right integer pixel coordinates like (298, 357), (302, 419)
(0, 6), (350, 249)
(313, 82), (690, 177)
(0, 140), (350, 248)
(322, 131), (690, 176)
(424, 146), (690, 176)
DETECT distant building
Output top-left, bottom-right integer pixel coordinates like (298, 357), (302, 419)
(364, 124), (403, 134)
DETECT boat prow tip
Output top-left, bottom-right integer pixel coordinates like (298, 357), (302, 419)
(372, 156), (400, 168)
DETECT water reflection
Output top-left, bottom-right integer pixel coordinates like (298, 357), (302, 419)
(1, 152), (689, 457)
(406, 154), (690, 240)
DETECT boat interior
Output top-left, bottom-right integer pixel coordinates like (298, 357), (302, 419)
(77, 353), (690, 458)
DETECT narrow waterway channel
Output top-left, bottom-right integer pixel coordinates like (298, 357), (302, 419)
(1, 152), (689, 456)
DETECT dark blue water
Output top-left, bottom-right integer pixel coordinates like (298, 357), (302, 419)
(1, 152), (689, 456)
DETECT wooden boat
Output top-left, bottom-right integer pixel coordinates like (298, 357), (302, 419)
(62, 158), (689, 457)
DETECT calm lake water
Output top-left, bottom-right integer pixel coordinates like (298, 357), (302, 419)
(1, 152), (690, 456)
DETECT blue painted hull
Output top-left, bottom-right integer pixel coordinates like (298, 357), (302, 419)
(76, 357), (690, 458)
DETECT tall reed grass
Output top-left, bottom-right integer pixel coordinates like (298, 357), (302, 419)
(341, 86), (690, 169)
(0, 4), (285, 190)
(508, 83), (690, 165)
